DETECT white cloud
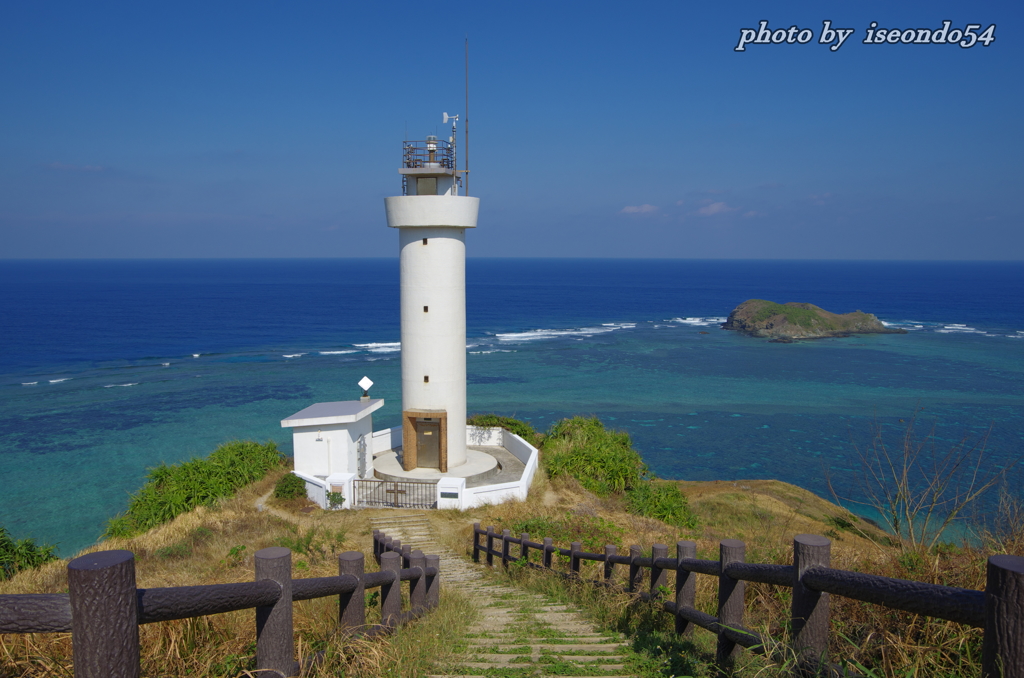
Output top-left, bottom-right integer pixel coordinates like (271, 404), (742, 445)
(697, 201), (737, 216)
(620, 204), (657, 214)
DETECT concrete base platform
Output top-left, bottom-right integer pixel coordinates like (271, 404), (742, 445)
(374, 448), (499, 483)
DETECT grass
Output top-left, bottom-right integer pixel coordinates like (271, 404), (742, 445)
(0, 526), (58, 581)
(468, 459), (994, 678)
(544, 416), (648, 496)
(1, 416), (1012, 677)
(542, 416), (698, 529)
(748, 300), (839, 329)
(274, 471), (307, 499)
(104, 440), (284, 539)
(0, 469), (476, 678)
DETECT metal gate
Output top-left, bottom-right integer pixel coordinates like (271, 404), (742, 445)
(353, 479), (438, 509)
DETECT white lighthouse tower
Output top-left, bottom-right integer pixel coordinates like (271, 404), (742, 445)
(384, 116), (478, 472)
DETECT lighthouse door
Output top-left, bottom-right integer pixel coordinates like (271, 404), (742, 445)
(416, 419), (441, 469)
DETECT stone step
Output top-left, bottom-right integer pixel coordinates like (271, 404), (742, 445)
(460, 662), (626, 671)
(464, 641), (626, 652)
(469, 653), (626, 663)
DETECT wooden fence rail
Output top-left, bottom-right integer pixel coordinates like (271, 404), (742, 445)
(0, 531), (440, 678)
(473, 523), (1024, 677)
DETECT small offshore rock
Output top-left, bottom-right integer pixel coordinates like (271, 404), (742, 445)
(723, 299), (907, 342)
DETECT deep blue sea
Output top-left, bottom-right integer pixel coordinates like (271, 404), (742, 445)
(2, 259), (1022, 555)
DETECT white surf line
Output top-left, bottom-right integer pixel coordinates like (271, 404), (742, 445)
(354, 342), (401, 353)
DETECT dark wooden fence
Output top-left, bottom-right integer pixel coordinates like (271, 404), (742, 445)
(473, 524), (1024, 678)
(0, 531), (439, 678)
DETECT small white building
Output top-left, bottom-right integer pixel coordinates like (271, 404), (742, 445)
(281, 397), (383, 508)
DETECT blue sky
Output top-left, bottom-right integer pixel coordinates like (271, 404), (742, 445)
(1, 1), (1019, 259)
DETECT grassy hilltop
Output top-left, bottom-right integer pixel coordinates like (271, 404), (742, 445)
(0, 417), (1012, 677)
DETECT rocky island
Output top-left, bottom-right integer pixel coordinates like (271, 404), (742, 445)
(722, 299), (906, 342)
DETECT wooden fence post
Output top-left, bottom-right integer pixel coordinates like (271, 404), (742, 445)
(472, 523), (481, 563)
(67, 550), (140, 678)
(425, 554), (441, 609)
(983, 554), (1024, 678)
(409, 551), (426, 612)
(502, 529), (512, 568)
(520, 533), (530, 563)
(717, 539), (745, 669)
(380, 551), (402, 626)
(629, 545), (642, 593)
(543, 538), (553, 569)
(675, 540), (697, 637)
(486, 527), (495, 567)
(338, 551), (366, 632)
(792, 534), (831, 675)
(570, 542), (582, 576)
(255, 547), (298, 677)
(604, 545), (617, 582)
(650, 543), (668, 598)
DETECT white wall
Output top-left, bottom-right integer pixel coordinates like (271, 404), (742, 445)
(371, 426), (403, 455)
(293, 471), (355, 510)
(398, 226), (468, 468)
(460, 427), (539, 509)
(364, 425), (540, 510)
(292, 416), (374, 478)
(384, 195), (479, 229)
(294, 471), (327, 509)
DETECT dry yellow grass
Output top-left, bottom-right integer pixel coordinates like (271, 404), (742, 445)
(0, 464), (993, 677)
(0, 469), (475, 677)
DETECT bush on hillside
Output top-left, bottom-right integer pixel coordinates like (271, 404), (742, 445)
(0, 527), (58, 581)
(274, 472), (307, 500)
(625, 482), (698, 529)
(104, 440), (284, 539)
(543, 416), (649, 496)
(467, 413), (539, 444)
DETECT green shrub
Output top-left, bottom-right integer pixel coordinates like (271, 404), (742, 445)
(624, 482), (698, 529)
(274, 472), (307, 500)
(510, 511), (623, 554)
(0, 526), (58, 580)
(275, 525), (346, 564)
(543, 416), (649, 496)
(104, 440), (284, 539)
(467, 413), (539, 443)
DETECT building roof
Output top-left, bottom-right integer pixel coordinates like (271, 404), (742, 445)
(280, 399), (384, 428)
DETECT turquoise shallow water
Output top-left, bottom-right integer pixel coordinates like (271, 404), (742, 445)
(1, 259), (1022, 554)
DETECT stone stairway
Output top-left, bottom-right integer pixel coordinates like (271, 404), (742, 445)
(368, 513), (635, 677)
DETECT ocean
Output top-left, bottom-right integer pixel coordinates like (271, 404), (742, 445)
(1, 258), (1022, 555)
